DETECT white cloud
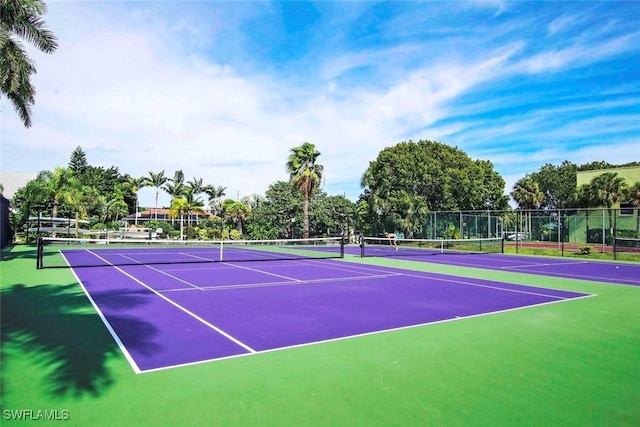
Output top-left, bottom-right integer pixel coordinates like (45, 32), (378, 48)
(2, 2), (638, 210)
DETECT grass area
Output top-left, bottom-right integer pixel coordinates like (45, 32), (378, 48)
(504, 243), (640, 262)
(2, 245), (639, 426)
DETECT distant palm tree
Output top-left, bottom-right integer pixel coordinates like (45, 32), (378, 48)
(143, 170), (168, 220)
(626, 181), (640, 206)
(1, 0), (58, 127)
(187, 177), (205, 197)
(587, 172), (628, 238)
(224, 201), (250, 236)
(96, 194), (127, 223)
(511, 176), (544, 238)
(169, 190), (205, 240)
(124, 176), (148, 225)
(286, 142), (323, 239)
(204, 185), (226, 217)
(36, 167), (84, 220)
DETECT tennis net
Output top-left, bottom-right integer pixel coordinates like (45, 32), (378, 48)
(359, 236), (504, 258)
(37, 236), (344, 269)
(613, 237), (640, 260)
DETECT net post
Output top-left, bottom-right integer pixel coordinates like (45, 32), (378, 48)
(340, 237), (345, 258)
(36, 237), (43, 269)
(613, 237), (617, 261)
(219, 241), (224, 262)
(501, 237), (505, 254)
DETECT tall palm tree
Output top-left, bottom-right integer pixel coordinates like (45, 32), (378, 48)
(1, 0), (58, 127)
(36, 167), (83, 220)
(286, 142), (323, 239)
(163, 170), (185, 199)
(204, 185), (226, 217)
(511, 176), (544, 238)
(587, 172), (628, 238)
(223, 200), (250, 236)
(169, 190), (205, 240)
(187, 177), (205, 197)
(143, 170), (167, 220)
(162, 171), (186, 224)
(123, 176), (148, 225)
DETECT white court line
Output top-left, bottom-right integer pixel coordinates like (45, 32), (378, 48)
(301, 257), (593, 300)
(502, 260), (589, 269)
(159, 273), (404, 293)
(85, 250), (257, 356)
(183, 252), (305, 282)
(138, 293), (596, 374)
(118, 254), (203, 290)
(397, 269), (587, 300)
(65, 251), (143, 374)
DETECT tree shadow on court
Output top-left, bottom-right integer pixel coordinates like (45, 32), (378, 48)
(1, 283), (159, 398)
(0, 245), (38, 262)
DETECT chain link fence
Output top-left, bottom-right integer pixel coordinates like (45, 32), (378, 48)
(415, 207), (639, 260)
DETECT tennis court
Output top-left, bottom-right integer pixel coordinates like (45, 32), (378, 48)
(2, 241), (639, 426)
(40, 238), (594, 372)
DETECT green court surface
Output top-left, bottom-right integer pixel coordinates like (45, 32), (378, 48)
(1, 245), (639, 426)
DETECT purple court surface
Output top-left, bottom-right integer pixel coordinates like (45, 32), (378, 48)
(346, 244), (640, 287)
(63, 248), (592, 373)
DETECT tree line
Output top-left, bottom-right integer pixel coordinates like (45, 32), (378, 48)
(8, 140), (638, 243)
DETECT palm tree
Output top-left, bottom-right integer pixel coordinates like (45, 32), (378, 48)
(36, 167), (83, 220)
(204, 185), (226, 217)
(511, 176), (544, 238)
(96, 194), (128, 224)
(286, 142), (323, 239)
(169, 190), (205, 240)
(187, 177), (205, 197)
(123, 176), (148, 225)
(587, 172), (628, 239)
(143, 170), (168, 220)
(1, 0), (58, 127)
(223, 200), (250, 236)
(163, 170), (185, 199)
(625, 181), (640, 206)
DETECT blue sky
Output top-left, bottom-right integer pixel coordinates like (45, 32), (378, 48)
(1, 1), (639, 208)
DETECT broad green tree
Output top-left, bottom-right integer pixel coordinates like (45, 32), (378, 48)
(244, 181), (301, 239)
(361, 140), (507, 234)
(286, 142), (324, 239)
(1, 0), (58, 127)
(529, 161), (578, 209)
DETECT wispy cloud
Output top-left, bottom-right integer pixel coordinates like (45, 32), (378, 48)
(2, 1), (639, 207)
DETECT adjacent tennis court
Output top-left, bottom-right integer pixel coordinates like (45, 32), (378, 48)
(355, 236), (640, 286)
